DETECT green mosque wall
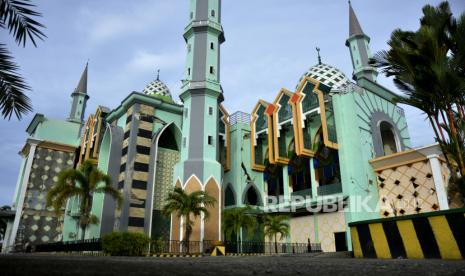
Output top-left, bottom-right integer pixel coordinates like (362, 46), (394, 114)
(32, 118), (81, 147)
(86, 128), (112, 239)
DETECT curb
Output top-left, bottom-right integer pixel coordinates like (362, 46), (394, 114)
(152, 254), (202, 258)
(225, 253), (266, 256)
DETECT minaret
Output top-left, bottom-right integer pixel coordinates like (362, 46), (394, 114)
(172, 0), (224, 242)
(68, 63), (89, 123)
(345, 1), (378, 83)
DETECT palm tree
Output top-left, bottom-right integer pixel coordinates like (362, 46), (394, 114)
(0, 205), (11, 240)
(370, 1), (465, 203)
(263, 214), (290, 254)
(162, 187), (216, 252)
(222, 206), (255, 253)
(46, 160), (122, 240)
(0, 0), (46, 119)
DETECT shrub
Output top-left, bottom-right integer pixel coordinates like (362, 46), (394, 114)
(102, 232), (151, 256)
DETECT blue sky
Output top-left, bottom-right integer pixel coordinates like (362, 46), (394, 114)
(1, 0), (464, 206)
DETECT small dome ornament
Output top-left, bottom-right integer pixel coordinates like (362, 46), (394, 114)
(143, 69), (172, 99)
(296, 61), (350, 90)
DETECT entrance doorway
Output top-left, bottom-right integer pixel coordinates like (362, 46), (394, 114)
(334, 232), (347, 251)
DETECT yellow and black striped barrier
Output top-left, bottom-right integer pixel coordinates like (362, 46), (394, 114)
(152, 253), (202, 258)
(349, 208), (465, 259)
(225, 253), (265, 256)
(210, 246), (225, 256)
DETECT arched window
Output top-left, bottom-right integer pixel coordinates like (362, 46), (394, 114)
(380, 121), (398, 155)
(158, 126), (179, 151)
(225, 185), (235, 207)
(244, 185), (260, 206)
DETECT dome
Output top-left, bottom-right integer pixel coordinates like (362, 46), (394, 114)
(143, 76), (172, 99)
(296, 63), (350, 90)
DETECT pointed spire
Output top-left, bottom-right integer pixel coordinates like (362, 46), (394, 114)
(349, 1), (365, 36)
(156, 69), (160, 81)
(74, 62), (88, 94)
(316, 47), (322, 65)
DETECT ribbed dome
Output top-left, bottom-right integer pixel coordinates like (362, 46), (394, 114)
(143, 78), (172, 99)
(296, 63), (350, 90)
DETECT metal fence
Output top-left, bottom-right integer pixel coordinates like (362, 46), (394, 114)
(34, 238), (102, 253)
(33, 239), (322, 255)
(224, 241), (322, 254)
(150, 240), (215, 254)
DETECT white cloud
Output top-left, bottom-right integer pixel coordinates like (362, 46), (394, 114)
(77, 1), (178, 44)
(126, 49), (185, 74)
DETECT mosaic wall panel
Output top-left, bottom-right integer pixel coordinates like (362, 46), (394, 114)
(317, 211), (346, 252)
(17, 147), (75, 245)
(153, 148), (180, 210)
(290, 215), (315, 244)
(377, 160), (440, 217)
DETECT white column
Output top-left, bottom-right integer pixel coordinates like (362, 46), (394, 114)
(12, 158), (27, 208)
(310, 158), (318, 199)
(1, 219), (14, 253)
(427, 154), (449, 210)
(8, 142), (37, 252)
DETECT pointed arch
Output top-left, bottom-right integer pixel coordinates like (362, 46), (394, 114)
(148, 121), (182, 240)
(170, 180), (182, 241)
(224, 183), (236, 207)
(272, 88), (297, 164)
(291, 77), (338, 158)
(183, 176), (202, 241)
(204, 178), (220, 241)
(251, 100), (275, 171)
(242, 183), (263, 206)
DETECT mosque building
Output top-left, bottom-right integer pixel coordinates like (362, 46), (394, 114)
(3, 0), (459, 253)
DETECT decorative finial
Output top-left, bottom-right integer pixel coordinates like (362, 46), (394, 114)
(316, 47), (322, 65)
(348, 0), (351, 5)
(157, 69), (160, 81)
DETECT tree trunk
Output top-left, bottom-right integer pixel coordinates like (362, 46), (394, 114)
(434, 114), (446, 142)
(429, 116), (452, 168)
(446, 109), (465, 176)
(274, 233), (278, 254)
(236, 229), (241, 253)
(185, 222), (192, 254)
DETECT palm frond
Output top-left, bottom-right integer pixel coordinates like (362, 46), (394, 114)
(0, 43), (32, 119)
(94, 184), (123, 209)
(0, 0), (46, 47)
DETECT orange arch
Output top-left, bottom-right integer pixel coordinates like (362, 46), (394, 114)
(204, 178), (220, 241)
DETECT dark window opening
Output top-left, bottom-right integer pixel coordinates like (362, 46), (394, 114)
(210, 66), (214, 74)
(265, 164), (284, 202)
(158, 127), (179, 151)
(211, 10), (215, 17)
(289, 156), (312, 194)
(210, 42), (214, 50)
(208, 135), (213, 145)
(208, 106), (213, 115)
(315, 146), (341, 186)
(225, 185), (235, 206)
(380, 121), (398, 156)
(244, 186), (260, 206)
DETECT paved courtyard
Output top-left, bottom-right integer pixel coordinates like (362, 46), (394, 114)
(0, 254), (464, 275)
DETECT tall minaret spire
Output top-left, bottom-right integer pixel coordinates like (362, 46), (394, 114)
(316, 47), (322, 65)
(172, 0), (224, 242)
(68, 62), (89, 123)
(346, 1), (378, 83)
